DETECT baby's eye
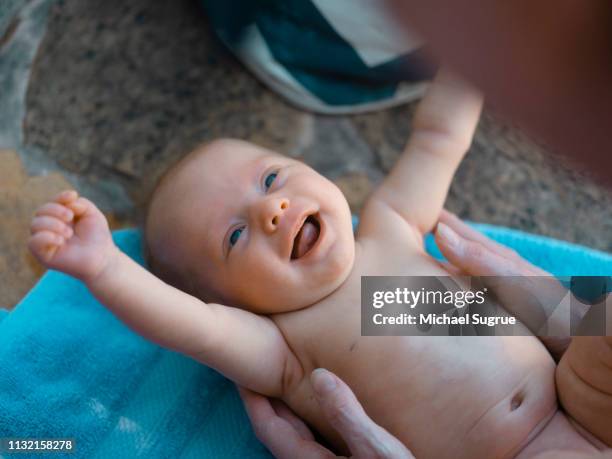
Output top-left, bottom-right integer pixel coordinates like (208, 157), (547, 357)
(264, 172), (277, 191)
(229, 227), (243, 247)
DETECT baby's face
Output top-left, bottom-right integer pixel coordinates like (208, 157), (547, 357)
(160, 139), (355, 313)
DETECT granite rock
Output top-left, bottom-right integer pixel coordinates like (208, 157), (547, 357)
(0, 150), (130, 309)
(24, 0), (307, 215)
(0, 150), (72, 308)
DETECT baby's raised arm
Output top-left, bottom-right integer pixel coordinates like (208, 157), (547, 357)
(364, 69), (483, 235)
(29, 191), (300, 397)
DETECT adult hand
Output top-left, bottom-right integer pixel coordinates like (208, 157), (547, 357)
(239, 368), (414, 459)
(435, 210), (549, 277)
(434, 210), (590, 360)
(385, 0), (612, 185)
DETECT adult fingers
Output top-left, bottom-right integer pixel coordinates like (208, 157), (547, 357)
(438, 210), (527, 263)
(532, 451), (612, 459)
(435, 222), (523, 276)
(437, 260), (463, 277)
(270, 398), (316, 441)
(311, 369), (415, 459)
(238, 387), (334, 459)
(435, 220), (573, 354)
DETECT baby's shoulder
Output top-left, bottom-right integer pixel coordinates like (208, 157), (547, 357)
(356, 197), (423, 250)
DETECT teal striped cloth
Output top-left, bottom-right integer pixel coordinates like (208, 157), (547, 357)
(0, 226), (610, 458)
(200, 0), (433, 114)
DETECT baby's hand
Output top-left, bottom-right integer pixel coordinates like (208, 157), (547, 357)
(28, 190), (118, 283)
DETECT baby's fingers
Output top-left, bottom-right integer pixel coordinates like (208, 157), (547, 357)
(35, 202), (74, 222)
(54, 190), (78, 205)
(28, 231), (64, 263)
(52, 190), (91, 217)
(65, 197), (92, 218)
(31, 215), (74, 239)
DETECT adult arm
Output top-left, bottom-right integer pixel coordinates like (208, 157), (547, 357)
(385, 0), (612, 185)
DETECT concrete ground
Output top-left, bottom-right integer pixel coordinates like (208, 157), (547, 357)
(1, 0), (611, 309)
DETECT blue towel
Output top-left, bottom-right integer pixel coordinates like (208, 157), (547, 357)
(1, 226), (611, 459)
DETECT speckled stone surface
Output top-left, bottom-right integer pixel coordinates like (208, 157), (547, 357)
(24, 0), (309, 213)
(0, 150), (72, 308)
(0, 150), (130, 309)
(1, 0), (610, 308)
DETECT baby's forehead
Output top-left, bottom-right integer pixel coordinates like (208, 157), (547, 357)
(171, 141), (285, 220)
(188, 141), (282, 180)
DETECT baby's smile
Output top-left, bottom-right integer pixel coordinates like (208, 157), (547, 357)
(290, 213), (321, 260)
(144, 139), (356, 313)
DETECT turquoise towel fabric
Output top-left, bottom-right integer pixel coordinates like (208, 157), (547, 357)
(0, 231), (270, 459)
(1, 226), (611, 458)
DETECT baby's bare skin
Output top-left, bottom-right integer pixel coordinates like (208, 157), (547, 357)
(275, 234), (559, 457)
(29, 71), (610, 457)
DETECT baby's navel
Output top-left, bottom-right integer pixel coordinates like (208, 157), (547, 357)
(510, 390), (525, 411)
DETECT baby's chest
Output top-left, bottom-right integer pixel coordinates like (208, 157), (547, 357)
(276, 246), (452, 367)
(357, 234), (448, 278)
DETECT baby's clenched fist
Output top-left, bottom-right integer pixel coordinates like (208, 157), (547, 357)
(28, 190), (118, 283)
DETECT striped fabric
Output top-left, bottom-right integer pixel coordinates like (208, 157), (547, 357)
(200, 0), (433, 114)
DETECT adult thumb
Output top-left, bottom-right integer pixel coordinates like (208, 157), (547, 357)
(311, 369), (415, 459)
(435, 222), (518, 276)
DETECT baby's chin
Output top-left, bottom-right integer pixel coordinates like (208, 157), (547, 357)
(240, 289), (330, 314)
(242, 250), (356, 314)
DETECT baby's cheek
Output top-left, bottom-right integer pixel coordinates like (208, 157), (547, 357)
(247, 266), (300, 312)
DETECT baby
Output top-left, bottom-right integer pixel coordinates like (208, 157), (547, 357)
(29, 71), (611, 458)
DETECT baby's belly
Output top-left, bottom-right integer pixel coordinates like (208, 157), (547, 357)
(284, 335), (557, 459)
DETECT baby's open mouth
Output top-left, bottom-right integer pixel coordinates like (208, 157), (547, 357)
(291, 214), (321, 260)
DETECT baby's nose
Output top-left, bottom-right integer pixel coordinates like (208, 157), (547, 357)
(258, 197), (289, 233)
